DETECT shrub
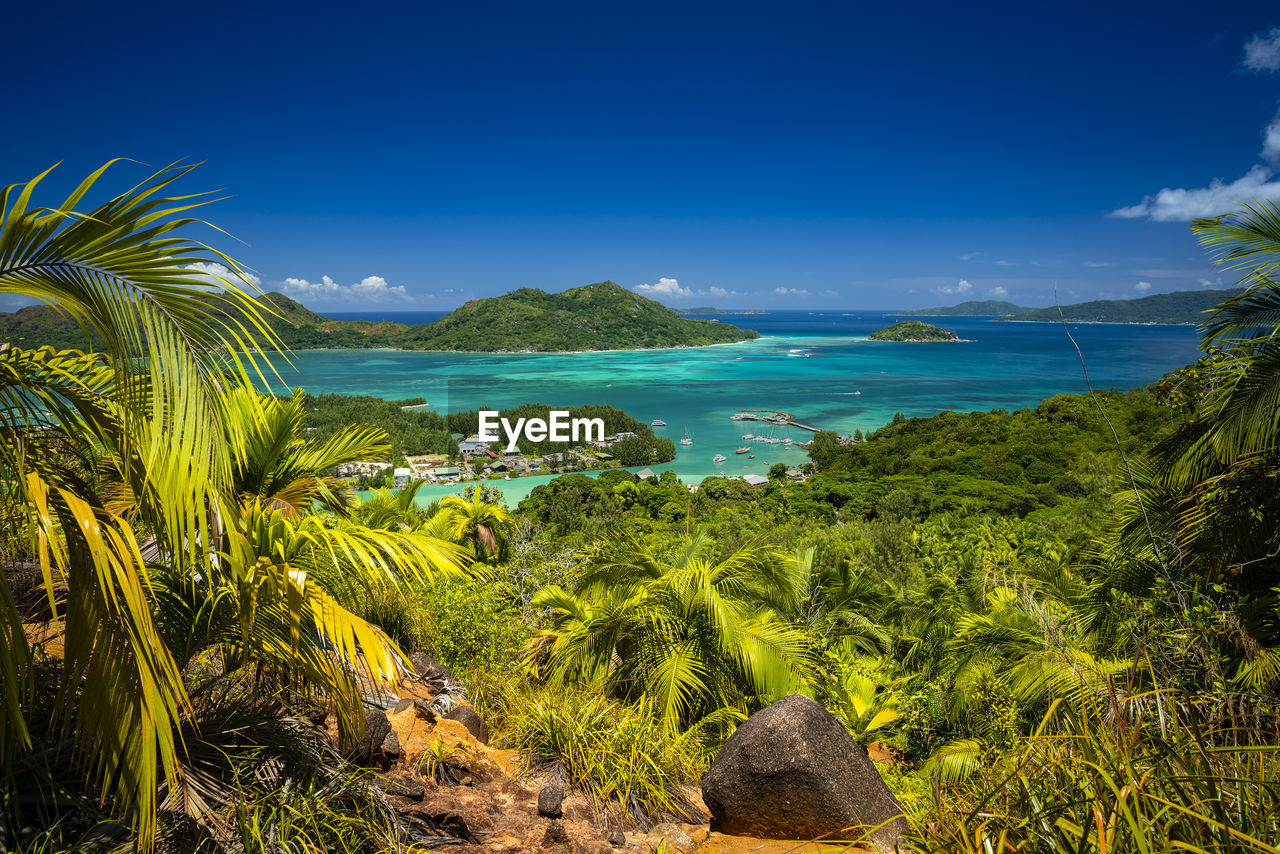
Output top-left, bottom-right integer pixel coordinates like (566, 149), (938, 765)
(501, 688), (715, 828)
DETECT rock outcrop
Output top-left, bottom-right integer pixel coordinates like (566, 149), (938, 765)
(700, 694), (906, 851)
(446, 704), (491, 744)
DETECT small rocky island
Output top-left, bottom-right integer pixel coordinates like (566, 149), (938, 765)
(869, 320), (962, 342)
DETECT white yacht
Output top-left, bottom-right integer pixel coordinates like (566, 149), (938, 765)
(651, 419), (667, 427)
(713, 453), (727, 463)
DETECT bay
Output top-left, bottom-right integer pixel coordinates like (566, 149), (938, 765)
(271, 311), (1202, 506)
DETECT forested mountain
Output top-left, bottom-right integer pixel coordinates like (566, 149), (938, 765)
(0, 282), (758, 352)
(397, 281), (758, 351)
(1006, 287), (1245, 324)
(897, 299), (1025, 316)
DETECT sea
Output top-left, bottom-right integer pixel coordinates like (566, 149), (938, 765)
(276, 310), (1203, 507)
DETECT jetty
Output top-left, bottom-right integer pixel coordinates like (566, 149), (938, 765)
(729, 409), (821, 432)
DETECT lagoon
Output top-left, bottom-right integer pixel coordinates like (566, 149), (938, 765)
(275, 311), (1202, 506)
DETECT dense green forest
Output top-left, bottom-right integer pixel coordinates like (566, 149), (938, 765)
(0, 282), (758, 353)
(394, 281), (758, 351)
(868, 320), (961, 341)
(6, 163), (1280, 853)
(896, 299), (1025, 316)
(1009, 287), (1246, 324)
(903, 288), (1249, 324)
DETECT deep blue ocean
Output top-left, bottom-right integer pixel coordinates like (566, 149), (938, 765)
(288, 310), (1202, 504)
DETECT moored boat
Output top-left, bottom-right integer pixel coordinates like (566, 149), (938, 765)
(736, 447), (750, 454)
(713, 453), (727, 463)
(651, 419), (667, 426)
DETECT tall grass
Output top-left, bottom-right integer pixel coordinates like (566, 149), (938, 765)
(501, 688), (718, 828)
(910, 694), (1280, 853)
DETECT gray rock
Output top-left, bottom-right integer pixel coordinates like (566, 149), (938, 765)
(380, 728), (401, 760)
(445, 704), (490, 744)
(409, 652), (460, 689)
(606, 828), (626, 847)
(346, 709), (393, 766)
(372, 776), (425, 800)
(701, 694), (906, 851)
(538, 782), (565, 818)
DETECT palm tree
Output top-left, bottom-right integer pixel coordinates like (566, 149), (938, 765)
(223, 387), (392, 517)
(439, 491), (512, 563)
(528, 533), (815, 729)
(0, 161), (279, 846)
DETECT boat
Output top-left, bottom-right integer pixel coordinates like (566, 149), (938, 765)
(735, 447), (750, 454)
(680, 427), (693, 446)
(748, 454), (756, 459)
(651, 419), (667, 426)
(713, 454), (727, 463)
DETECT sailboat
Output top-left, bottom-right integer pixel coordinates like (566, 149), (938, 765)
(680, 427), (693, 446)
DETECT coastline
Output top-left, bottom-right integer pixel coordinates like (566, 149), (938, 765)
(280, 336), (764, 356)
(998, 319), (1199, 327)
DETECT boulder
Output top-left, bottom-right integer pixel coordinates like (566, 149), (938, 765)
(537, 782), (565, 818)
(409, 652), (460, 690)
(372, 775), (425, 800)
(446, 704), (490, 744)
(380, 728), (401, 761)
(346, 709), (394, 766)
(700, 694), (906, 851)
(606, 828), (626, 847)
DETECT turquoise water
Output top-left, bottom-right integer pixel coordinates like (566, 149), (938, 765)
(271, 311), (1203, 506)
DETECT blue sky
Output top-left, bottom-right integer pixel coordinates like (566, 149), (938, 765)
(5, 1), (1280, 311)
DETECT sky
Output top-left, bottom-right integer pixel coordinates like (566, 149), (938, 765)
(5, 1), (1280, 311)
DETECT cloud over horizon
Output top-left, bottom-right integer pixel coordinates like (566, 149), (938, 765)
(183, 262), (261, 290)
(634, 277), (692, 298)
(280, 274), (411, 303)
(937, 279), (973, 296)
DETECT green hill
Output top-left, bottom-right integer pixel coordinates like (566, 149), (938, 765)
(0, 282), (758, 353)
(396, 281), (758, 351)
(869, 320), (961, 341)
(1008, 288), (1243, 325)
(897, 299), (1025, 316)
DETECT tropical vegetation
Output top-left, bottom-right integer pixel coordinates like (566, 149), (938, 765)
(0, 282), (760, 353)
(5, 161), (1280, 853)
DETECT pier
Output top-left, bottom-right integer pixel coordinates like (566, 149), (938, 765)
(730, 409), (821, 432)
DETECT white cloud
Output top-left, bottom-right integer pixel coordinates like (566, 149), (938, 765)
(1244, 27), (1280, 72)
(1083, 261), (1112, 268)
(183, 262), (261, 290)
(634, 277), (692, 298)
(281, 274), (411, 304)
(1111, 165), (1280, 221)
(1135, 281), (1152, 292)
(1264, 107), (1280, 164)
(960, 252), (981, 261)
(937, 279), (972, 296)
(995, 259), (1015, 267)
(988, 286), (1009, 298)
(773, 287), (809, 296)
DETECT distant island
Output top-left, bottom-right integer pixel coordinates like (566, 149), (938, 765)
(1006, 288), (1244, 325)
(897, 299), (1025, 317)
(677, 307), (769, 315)
(0, 281), (760, 354)
(869, 321), (962, 342)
